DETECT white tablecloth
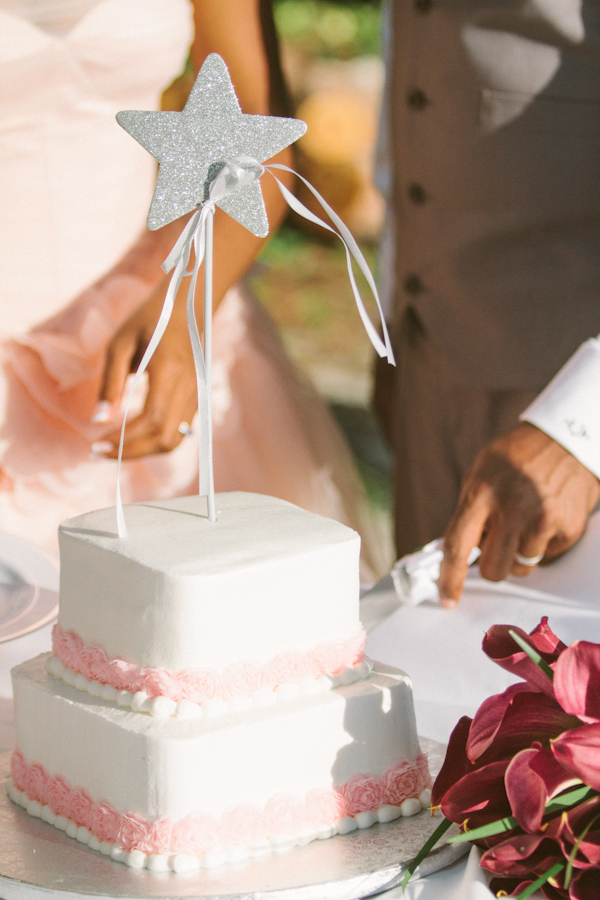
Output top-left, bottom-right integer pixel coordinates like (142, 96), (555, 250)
(3, 512), (600, 898)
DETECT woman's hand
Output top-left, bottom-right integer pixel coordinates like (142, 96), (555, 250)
(94, 278), (198, 459)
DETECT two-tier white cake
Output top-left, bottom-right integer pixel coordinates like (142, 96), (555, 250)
(7, 493), (430, 873)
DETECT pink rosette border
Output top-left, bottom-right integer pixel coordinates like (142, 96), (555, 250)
(51, 623), (367, 704)
(9, 748), (430, 856)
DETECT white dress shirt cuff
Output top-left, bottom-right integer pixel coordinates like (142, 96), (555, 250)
(519, 338), (600, 480)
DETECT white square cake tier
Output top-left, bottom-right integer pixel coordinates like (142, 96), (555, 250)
(57, 493), (361, 674)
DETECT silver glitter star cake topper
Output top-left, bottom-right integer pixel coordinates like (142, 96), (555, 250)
(112, 53), (393, 538)
(116, 53), (306, 236)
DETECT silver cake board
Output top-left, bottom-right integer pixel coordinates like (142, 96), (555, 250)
(0, 740), (468, 900)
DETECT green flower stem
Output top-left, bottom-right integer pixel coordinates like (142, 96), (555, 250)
(447, 786), (597, 845)
(447, 816), (517, 844)
(564, 811), (600, 889)
(546, 785), (596, 814)
(400, 816), (452, 892)
(515, 862), (565, 899)
(508, 629), (554, 680)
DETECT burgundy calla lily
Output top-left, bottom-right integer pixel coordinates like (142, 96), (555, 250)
(440, 759), (512, 831)
(431, 715), (473, 807)
(465, 682), (531, 761)
(480, 831), (563, 879)
(505, 745), (581, 833)
(468, 689), (580, 766)
(482, 617), (566, 699)
(552, 724), (600, 792)
(554, 642), (600, 725)
(554, 796), (600, 870)
(487, 876), (545, 899)
(568, 868), (600, 900)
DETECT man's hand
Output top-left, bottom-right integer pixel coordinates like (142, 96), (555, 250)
(438, 422), (600, 607)
(95, 278), (198, 459)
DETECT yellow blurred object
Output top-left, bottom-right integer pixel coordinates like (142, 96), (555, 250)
(314, 8), (358, 49)
(297, 89), (376, 167)
(300, 156), (362, 210)
(295, 89), (383, 239)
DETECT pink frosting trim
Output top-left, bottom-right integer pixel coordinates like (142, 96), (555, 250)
(51, 623), (367, 703)
(10, 748), (431, 856)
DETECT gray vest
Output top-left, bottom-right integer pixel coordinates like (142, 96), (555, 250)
(389, 0), (600, 388)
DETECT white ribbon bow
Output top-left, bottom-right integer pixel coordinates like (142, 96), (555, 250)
(115, 157), (394, 538)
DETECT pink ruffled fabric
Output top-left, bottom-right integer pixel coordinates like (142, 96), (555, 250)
(0, 273), (198, 551)
(52, 622), (367, 702)
(11, 747), (431, 855)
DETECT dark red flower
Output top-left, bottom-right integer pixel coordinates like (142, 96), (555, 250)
(468, 688), (580, 766)
(552, 724), (600, 792)
(431, 716), (472, 808)
(482, 617), (566, 699)
(440, 760), (512, 832)
(488, 876), (551, 899)
(554, 642), (600, 725)
(569, 868), (600, 900)
(465, 682), (531, 761)
(553, 796), (600, 871)
(481, 831), (562, 880)
(505, 744), (581, 833)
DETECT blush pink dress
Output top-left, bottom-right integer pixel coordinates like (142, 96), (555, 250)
(0, 0), (388, 583)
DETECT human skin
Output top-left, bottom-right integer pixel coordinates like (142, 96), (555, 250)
(438, 422), (600, 607)
(94, 0), (294, 459)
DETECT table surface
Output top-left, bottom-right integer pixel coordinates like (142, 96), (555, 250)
(4, 512), (600, 898)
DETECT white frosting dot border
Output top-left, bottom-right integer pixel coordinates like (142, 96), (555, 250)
(6, 778), (432, 873)
(45, 655), (374, 719)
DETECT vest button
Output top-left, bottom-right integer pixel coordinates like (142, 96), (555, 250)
(408, 183), (427, 204)
(415, 0), (433, 11)
(407, 88), (428, 110)
(404, 274), (425, 295)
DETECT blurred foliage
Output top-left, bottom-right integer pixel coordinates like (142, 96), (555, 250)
(252, 227), (392, 511)
(356, 460), (392, 511)
(255, 225), (379, 331)
(274, 0), (381, 59)
(252, 225), (380, 376)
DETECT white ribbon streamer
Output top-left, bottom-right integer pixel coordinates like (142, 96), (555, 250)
(265, 163), (395, 365)
(114, 156), (394, 538)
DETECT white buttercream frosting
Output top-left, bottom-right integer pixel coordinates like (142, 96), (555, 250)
(58, 493), (361, 672)
(12, 655), (421, 822)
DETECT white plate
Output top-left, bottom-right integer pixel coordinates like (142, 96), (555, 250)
(0, 534), (58, 643)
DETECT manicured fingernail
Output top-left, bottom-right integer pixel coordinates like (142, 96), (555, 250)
(91, 401), (112, 424)
(440, 597), (458, 609)
(91, 441), (114, 455)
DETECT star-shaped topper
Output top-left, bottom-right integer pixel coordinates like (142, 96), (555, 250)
(117, 54), (306, 237)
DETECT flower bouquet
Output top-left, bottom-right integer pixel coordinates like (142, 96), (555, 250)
(405, 617), (600, 899)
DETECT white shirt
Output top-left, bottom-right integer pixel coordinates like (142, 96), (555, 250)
(521, 337), (600, 479)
